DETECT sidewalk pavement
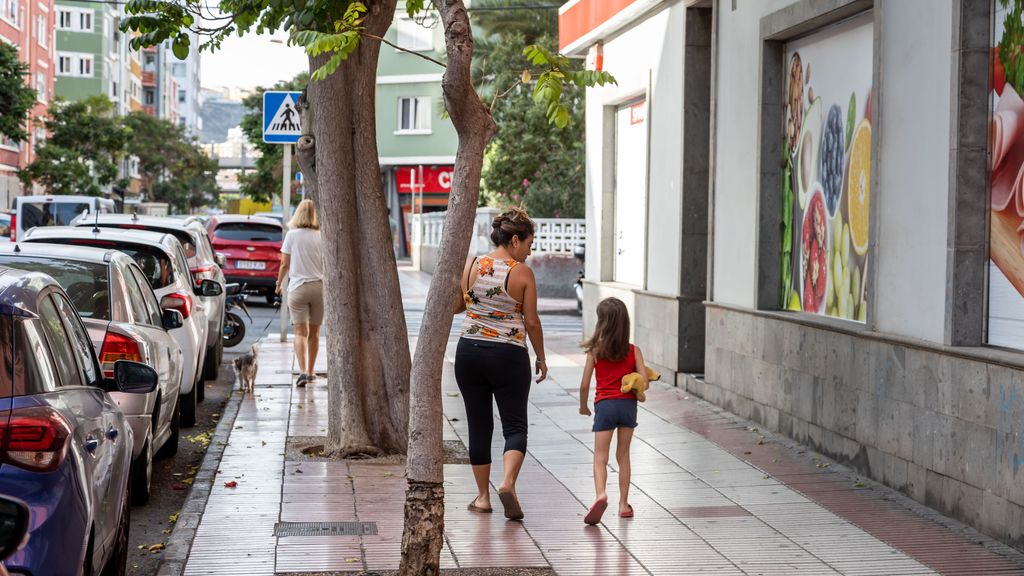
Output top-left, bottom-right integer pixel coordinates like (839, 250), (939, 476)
(172, 268), (1024, 576)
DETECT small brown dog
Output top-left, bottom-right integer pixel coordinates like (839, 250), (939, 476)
(233, 342), (260, 394)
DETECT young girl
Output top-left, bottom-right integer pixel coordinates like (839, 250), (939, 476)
(578, 297), (648, 525)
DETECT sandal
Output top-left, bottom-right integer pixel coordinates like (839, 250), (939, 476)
(467, 499), (493, 514)
(620, 504), (634, 518)
(584, 496), (608, 525)
(498, 490), (524, 521)
(296, 374), (308, 387)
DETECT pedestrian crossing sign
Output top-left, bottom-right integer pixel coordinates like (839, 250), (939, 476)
(263, 91), (303, 144)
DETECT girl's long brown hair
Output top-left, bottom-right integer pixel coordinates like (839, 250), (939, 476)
(582, 297), (631, 362)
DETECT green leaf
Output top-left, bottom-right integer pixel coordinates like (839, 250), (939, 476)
(405, 0), (425, 18)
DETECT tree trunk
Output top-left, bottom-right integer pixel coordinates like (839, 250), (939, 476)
(400, 1), (496, 573)
(295, 92), (318, 206)
(307, 0), (410, 457)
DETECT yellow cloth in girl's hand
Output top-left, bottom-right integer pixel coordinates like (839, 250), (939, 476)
(619, 368), (661, 402)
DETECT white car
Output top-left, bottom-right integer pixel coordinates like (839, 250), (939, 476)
(21, 226), (219, 427)
(73, 214), (227, 386)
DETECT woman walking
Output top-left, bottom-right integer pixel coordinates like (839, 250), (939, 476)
(276, 200), (324, 387)
(454, 207), (547, 521)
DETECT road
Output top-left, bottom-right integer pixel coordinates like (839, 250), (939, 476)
(126, 300), (281, 576)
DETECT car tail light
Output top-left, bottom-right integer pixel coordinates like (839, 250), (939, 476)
(9, 213), (15, 241)
(190, 264), (217, 284)
(99, 332), (143, 378)
(161, 290), (192, 319)
(0, 406), (71, 472)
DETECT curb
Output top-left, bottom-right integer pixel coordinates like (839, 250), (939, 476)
(155, 368), (245, 576)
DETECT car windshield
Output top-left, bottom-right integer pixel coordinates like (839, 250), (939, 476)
(213, 223), (282, 242)
(0, 258), (109, 319)
(21, 202), (91, 229)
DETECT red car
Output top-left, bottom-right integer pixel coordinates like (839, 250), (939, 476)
(207, 215), (283, 303)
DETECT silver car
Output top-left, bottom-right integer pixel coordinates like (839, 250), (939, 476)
(73, 214), (227, 387)
(0, 243), (185, 504)
(21, 226), (219, 428)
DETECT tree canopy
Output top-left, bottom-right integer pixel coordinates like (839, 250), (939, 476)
(20, 97), (129, 196)
(0, 43), (37, 144)
(19, 97), (218, 209)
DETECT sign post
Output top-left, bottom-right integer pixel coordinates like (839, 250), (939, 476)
(263, 91), (303, 343)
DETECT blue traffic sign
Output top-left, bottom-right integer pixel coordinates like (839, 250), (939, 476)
(263, 91), (303, 144)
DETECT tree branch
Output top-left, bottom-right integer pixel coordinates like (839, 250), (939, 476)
(362, 33), (447, 68)
(489, 79), (521, 112)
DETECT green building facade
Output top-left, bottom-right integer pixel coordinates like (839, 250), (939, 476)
(378, 6), (458, 256)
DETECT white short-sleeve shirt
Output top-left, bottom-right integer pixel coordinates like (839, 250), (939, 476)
(280, 227), (324, 292)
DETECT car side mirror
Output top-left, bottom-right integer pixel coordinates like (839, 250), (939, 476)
(110, 360), (158, 394)
(200, 279), (223, 297)
(161, 309), (183, 330)
(0, 495), (29, 562)
(215, 253), (226, 267)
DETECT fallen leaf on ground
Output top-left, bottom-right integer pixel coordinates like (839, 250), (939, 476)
(148, 543), (166, 553)
(162, 529), (171, 534)
(224, 481), (238, 488)
(262, 440), (267, 446)
(743, 451), (752, 455)
(181, 478), (194, 486)
(345, 558), (360, 563)
(168, 512), (180, 524)
(853, 480), (866, 488)
(447, 392), (460, 397)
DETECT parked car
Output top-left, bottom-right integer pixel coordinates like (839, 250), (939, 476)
(73, 213), (226, 382)
(0, 265), (159, 576)
(207, 215), (284, 304)
(21, 226), (219, 427)
(0, 243), (185, 504)
(10, 195), (115, 242)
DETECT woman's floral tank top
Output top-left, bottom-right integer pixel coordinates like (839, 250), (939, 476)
(461, 256), (527, 348)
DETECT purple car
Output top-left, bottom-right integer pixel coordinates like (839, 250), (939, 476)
(0, 266), (158, 576)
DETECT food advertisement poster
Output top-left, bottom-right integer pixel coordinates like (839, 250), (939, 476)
(780, 12), (873, 322)
(990, 0), (1024, 350)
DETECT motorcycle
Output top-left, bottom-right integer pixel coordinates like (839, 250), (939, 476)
(573, 242), (585, 314)
(223, 282), (252, 348)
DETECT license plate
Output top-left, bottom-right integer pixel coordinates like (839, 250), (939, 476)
(235, 260), (266, 270)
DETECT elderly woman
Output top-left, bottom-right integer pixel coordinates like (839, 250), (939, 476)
(275, 200), (324, 386)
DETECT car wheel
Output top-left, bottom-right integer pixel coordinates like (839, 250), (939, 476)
(180, 386), (197, 428)
(157, 397), (180, 459)
(130, 436), (152, 506)
(197, 373), (206, 403)
(202, 338), (221, 381)
(100, 485), (130, 576)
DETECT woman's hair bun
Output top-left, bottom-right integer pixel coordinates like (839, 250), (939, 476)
(490, 206), (536, 248)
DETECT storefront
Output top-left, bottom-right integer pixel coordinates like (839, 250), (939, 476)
(385, 163), (455, 257)
(566, 0), (1024, 553)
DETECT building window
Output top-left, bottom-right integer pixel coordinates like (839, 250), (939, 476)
(143, 53), (155, 70)
(35, 72), (45, 103)
(111, 81), (118, 99)
(57, 7), (92, 32)
(178, 89), (186, 103)
(397, 97), (431, 133)
(2, 0), (18, 27)
(395, 18), (433, 52)
(0, 137), (19, 152)
(172, 63), (185, 76)
(56, 52), (93, 77)
(144, 89), (154, 105)
(36, 14), (46, 47)
(78, 55), (92, 76)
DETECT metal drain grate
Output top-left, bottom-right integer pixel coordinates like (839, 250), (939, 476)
(274, 521), (378, 537)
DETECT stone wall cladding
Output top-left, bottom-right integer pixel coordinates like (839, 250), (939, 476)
(691, 305), (1024, 552)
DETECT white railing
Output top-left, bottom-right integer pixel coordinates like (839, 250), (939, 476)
(413, 207), (584, 259)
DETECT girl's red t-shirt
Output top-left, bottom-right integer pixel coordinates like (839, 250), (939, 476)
(594, 344), (637, 403)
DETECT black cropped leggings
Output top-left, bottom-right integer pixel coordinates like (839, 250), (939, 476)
(454, 338), (532, 465)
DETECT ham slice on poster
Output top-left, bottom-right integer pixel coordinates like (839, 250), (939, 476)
(992, 86), (1024, 213)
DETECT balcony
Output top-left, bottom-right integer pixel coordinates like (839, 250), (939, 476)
(142, 71), (155, 86)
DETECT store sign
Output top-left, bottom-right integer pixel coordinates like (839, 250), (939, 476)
(780, 12), (873, 322)
(989, 3), (1024, 350)
(396, 165), (454, 195)
(629, 101), (645, 125)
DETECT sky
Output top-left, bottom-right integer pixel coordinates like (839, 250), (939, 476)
(200, 29), (308, 91)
